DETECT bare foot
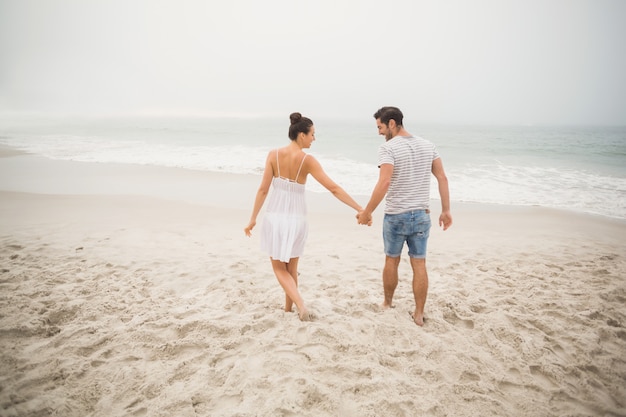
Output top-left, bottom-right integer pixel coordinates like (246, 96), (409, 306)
(379, 302), (394, 311)
(298, 308), (311, 322)
(410, 311), (425, 326)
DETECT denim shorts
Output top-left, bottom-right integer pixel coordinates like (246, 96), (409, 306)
(383, 210), (431, 258)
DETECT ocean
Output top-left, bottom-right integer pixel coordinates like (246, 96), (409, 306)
(1, 114), (625, 220)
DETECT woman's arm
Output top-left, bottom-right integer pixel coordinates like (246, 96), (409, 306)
(244, 152), (274, 236)
(307, 156), (363, 212)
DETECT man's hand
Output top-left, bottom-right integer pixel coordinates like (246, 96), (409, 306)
(439, 211), (452, 231)
(357, 210), (373, 226)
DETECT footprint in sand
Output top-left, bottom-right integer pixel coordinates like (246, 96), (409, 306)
(442, 308), (475, 329)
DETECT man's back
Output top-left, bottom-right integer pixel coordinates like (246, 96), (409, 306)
(378, 135), (439, 214)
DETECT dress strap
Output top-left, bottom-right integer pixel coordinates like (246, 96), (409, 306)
(294, 154), (307, 182)
(275, 149), (280, 177)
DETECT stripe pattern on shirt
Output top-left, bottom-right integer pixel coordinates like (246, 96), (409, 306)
(378, 135), (440, 214)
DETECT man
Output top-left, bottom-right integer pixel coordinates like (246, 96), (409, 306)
(357, 106), (452, 326)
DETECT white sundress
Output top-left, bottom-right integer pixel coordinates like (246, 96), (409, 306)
(260, 151), (308, 262)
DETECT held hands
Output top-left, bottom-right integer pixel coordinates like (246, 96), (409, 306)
(356, 210), (373, 226)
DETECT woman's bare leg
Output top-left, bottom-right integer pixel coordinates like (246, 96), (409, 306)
(271, 258), (310, 321)
(285, 258), (299, 313)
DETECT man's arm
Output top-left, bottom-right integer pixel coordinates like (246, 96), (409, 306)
(357, 163), (393, 225)
(431, 158), (452, 230)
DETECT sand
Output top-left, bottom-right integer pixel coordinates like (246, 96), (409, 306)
(1, 149), (625, 417)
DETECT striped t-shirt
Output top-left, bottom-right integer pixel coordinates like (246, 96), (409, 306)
(378, 135), (440, 214)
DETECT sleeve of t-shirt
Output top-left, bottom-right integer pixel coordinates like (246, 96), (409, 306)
(432, 144), (440, 161)
(378, 144), (394, 168)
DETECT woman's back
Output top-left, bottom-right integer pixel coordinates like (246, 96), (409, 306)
(273, 146), (309, 184)
(260, 148), (309, 262)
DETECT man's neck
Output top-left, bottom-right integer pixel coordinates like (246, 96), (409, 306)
(390, 126), (411, 139)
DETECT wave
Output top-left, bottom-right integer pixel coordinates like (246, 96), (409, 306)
(448, 163), (626, 219)
(1, 135), (624, 219)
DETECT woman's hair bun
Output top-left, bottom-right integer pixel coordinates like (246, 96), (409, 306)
(289, 112), (302, 125)
(287, 112), (313, 140)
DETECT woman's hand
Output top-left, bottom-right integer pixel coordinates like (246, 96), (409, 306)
(244, 220), (256, 237)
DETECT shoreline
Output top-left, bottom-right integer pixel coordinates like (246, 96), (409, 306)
(1, 145), (624, 223)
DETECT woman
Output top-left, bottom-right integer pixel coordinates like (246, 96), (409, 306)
(244, 112), (364, 321)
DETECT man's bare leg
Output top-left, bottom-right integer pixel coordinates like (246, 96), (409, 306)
(381, 256), (401, 309)
(410, 257), (428, 326)
(271, 258), (310, 321)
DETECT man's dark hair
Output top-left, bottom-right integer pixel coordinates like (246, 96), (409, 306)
(373, 106), (404, 126)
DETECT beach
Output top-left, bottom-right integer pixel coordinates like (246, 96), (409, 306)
(1, 149), (625, 417)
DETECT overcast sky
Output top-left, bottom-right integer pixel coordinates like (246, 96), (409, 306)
(0, 0), (624, 125)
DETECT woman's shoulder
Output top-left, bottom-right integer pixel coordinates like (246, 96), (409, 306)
(272, 146), (293, 155)
(301, 152), (319, 168)
(267, 147), (291, 159)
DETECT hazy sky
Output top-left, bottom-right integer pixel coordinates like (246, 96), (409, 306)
(1, 0), (625, 125)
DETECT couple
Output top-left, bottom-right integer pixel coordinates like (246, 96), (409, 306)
(244, 107), (452, 326)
